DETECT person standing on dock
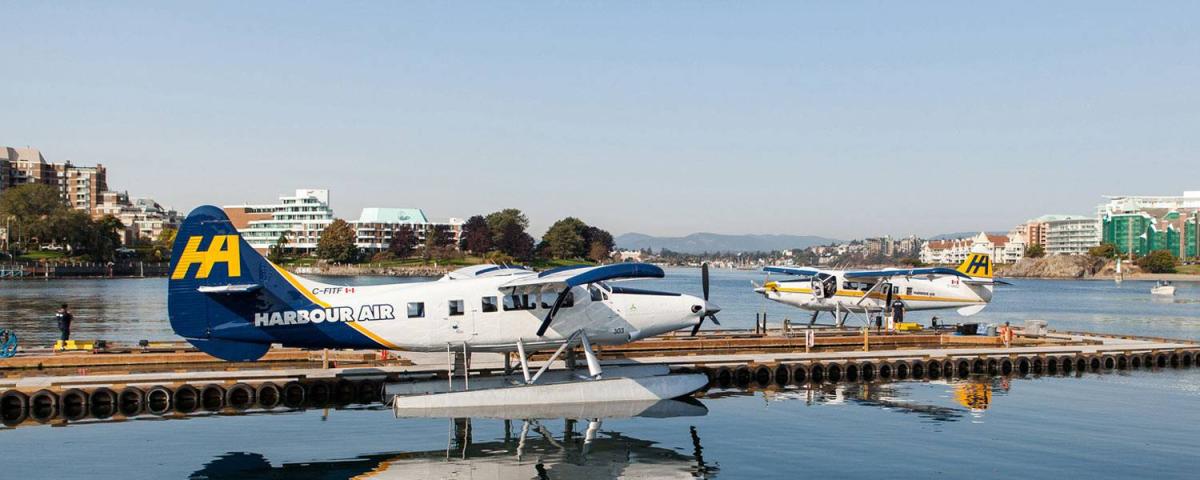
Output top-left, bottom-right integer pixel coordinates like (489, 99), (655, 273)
(55, 304), (73, 345)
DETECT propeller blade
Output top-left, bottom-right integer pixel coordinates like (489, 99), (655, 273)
(709, 314), (720, 326)
(691, 319), (703, 336)
(701, 262), (710, 301)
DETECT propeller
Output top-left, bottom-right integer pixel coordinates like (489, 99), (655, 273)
(691, 263), (721, 336)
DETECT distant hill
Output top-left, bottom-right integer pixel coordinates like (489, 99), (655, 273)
(616, 232), (840, 254)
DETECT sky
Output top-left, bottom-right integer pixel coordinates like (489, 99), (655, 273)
(2, 1), (1198, 239)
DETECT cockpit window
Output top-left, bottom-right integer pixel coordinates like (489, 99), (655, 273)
(589, 285), (604, 301)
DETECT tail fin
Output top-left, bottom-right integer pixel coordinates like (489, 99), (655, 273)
(168, 206), (301, 361)
(956, 251), (993, 279)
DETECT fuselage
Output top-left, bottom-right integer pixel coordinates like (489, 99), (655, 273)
(270, 269), (708, 353)
(759, 270), (992, 314)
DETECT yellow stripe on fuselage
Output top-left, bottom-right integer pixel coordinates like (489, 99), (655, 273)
(270, 262), (401, 349)
(769, 286), (977, 304)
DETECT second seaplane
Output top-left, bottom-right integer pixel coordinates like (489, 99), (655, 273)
(168, 206), (720, 408)
(755, 250), (1008, 327)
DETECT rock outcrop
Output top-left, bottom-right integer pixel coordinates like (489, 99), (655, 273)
(998, 255), (1107, 278)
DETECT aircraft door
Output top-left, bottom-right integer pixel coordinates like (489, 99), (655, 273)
(586, 284), (619, 329)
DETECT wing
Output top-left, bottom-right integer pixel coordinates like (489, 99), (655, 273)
(843, 267), (971, 281)
(500, 263), (665, 292)
(500, 263), (666, 336)
(762, 266), (821, 277)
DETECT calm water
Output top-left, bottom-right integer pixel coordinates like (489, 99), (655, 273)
(2, 269), (1199, 479)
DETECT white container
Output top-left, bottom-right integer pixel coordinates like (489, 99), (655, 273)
(1024, 319), (1048, 336)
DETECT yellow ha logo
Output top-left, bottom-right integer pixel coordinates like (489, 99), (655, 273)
(171, 235), (241, 279)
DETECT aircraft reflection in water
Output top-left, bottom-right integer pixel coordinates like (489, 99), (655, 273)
(709, 378), (1007, 423)
(190, 398), (717, 480)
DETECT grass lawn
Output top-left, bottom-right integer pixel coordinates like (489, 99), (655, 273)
(16, 250), (69, 261)
(1175, 264), (1200, 275)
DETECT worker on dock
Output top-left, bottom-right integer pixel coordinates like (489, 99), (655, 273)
(55, 304), (73, 346)
(1000, 321), (1014, 348)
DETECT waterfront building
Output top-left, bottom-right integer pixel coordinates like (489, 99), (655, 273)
(225, 189), (335, 254)
(920, 232), (1025, 265)
(1, 146), (110, 215)
(353, 208), (464, 253)
(1099, 191), (1200, 259)
(1016, 215), (1100, 255)
(94, 191), (181, 245)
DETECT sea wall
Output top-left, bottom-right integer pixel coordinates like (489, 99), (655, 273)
(288, 264), (451, 277)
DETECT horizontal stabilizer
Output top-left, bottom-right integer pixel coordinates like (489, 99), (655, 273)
(188, 337), (270, 362)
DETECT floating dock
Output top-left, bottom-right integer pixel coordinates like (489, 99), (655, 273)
(1, 326), (1197, 428)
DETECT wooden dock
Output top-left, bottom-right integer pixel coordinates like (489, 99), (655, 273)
(1, 327), (1196, 429)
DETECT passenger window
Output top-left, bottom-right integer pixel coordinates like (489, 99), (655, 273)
(504, 293), (534, 311)
(562, 290), (575, 308)
(481, 296), (498, 313)
(449, 299), (465, 316)
(407, 302), (424, 318)
(905, 287), (913, 296)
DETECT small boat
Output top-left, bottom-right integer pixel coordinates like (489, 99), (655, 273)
(1151, 281), (1176, 296)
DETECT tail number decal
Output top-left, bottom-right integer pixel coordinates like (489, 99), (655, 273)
(171, 235), (241, 279)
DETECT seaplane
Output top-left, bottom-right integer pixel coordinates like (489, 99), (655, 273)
(754, 250), (1007, 327)
(168, 206), (720, 407)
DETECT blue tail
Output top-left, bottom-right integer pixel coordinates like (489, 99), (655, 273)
(168, 206), (313, 361)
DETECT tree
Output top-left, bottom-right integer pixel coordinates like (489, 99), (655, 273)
(588, 241), (611, 263)
(485, 208), (529, 245)
(0, 184), (68, 246)
(1025, 244), (1045, 258)
(88, 215), (125, 262)
(1088, 243), (1118, 259)
(424, 224), (455, 260)
(583, 226), (614, 254)
(1137, 250), (1177, 273)
(268, 233), (290, 263)
(316, 219), (359, 263)
(388, 225), (418, 258)
(542, 217), (588, 259)
(460, 215), (492, 254)
(152, 227), (177, 261)
(495, 221), (534, 260)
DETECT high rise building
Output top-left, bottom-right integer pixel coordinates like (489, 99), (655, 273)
(1099, 192), (1200, 259)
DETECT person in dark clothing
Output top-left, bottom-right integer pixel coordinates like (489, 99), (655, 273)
(891, 299), (906, 324)
(56, 304), (73, 343)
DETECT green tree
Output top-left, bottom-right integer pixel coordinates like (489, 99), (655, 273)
(1137, 250), (1177, 273)
(316, 219), (360, 263)
(460, 215), (492, 254)
(588, 241), (611, 263)
(485, 208), (529, 245)
(388, 225), (417, 258)
(267, 233), (290, 263)
(88, 215), (125, 262)
(423, 224), (454, 260)
(1088, 243), (1118, 259)
(542, 217), (588, 259)
(0, 184), (68, 247)
(152, 227), (177, 261)
(1025, 244), (1045, 258)
(583, 226), (614, 253)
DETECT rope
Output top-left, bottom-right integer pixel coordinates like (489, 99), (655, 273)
(0, 329), (17, 358)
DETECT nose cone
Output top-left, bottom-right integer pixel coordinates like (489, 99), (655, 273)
(704, 301), (721, 316)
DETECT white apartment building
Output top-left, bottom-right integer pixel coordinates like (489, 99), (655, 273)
(226, 189), (335, 253)
(353, 208), (464, 253)
(920, 232), (1026, 265)
(1041, 215), (1101, 255)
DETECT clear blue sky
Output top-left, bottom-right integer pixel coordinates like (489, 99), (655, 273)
(2, 1), (1197, 238)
